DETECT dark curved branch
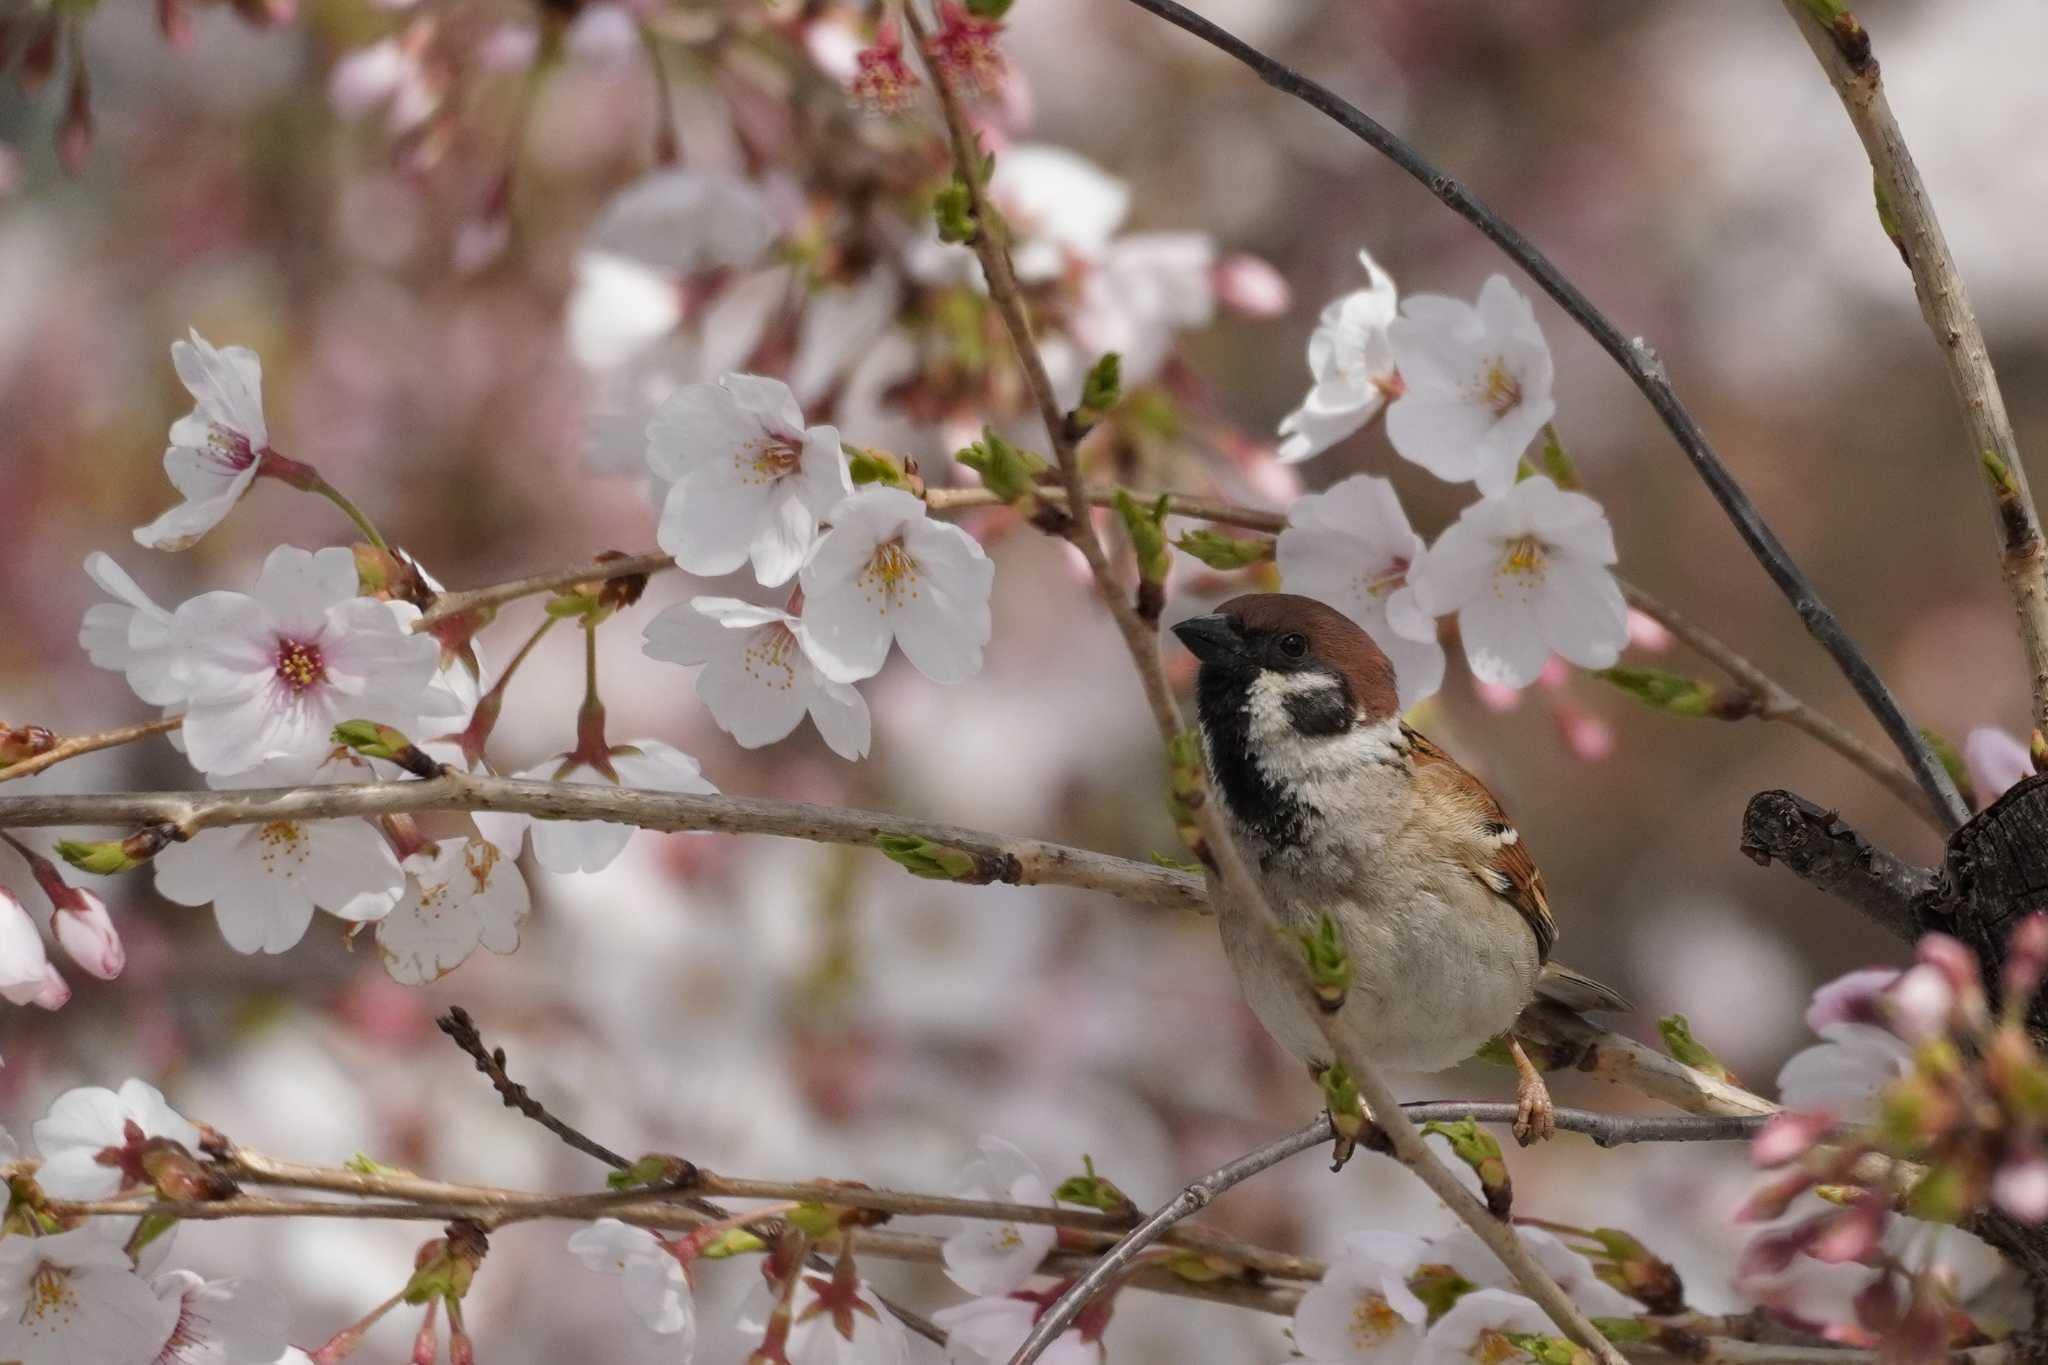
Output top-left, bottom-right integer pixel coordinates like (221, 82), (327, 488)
(1115, 0), (1967, 833)
(1740, 789), (1937, 941)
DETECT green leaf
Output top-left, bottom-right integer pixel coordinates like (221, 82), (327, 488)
(1538, 423), (1581, 491)
(1420, 1117), (1512, 1216)
(1596, 665), (1733, 719)
(1115, 491), (1171, 588)
(847, 446), (913, 489)
(955, 429), (1046, 502)
(1658, 1014), (1733, 1082)
(963, 0), (1012, 16)
(1503, 1331), (1591, 1365)
(1173, 530), (1273, 570)
(332, 719), (415, 763)
(1592, 1317), (1655, 1345)
(54, 838), (140, 876)
(1320, 1064), (1364, 1140)
(1147, 851), (1201, 872)
(697, 1228), (768, 1259)
(1294, 911), (1351, 1009)
(933, 180), (977, 244)
(606, 1154), (687, 1191)
(875, 834), (981, 882)
(1920, 726), (1972, 809)
(1052, 1156), (1135, 1216)
(344, 1153), (410, 1178)
(1069, 352), (1122, 434)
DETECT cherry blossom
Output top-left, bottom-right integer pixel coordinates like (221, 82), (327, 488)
(798, 487), (995, 685)
(567, 1219), (694, 1344)
(739, 1269), (910, 1365)
(48, 883), (124, 981)
(483, 740), (715, 875)
(932, 1295), (1097, 1365)
(32, 1078), (202, 1200)
(1403, 476), (1628, 688)
(1963, 725), (2032, 808)
(649, 374), (855, 587)
(940, 1137), (1057, 1296)
(149, 1271), (290, 1365)
(80, 553), (187, 706)
(0, 886), (68, 1011)
(1385, 275), (1556, 495)
(0, 1227), (180, 1365)
(375, 836), (530, 985)
(1415, 1287), (1555, 1365)
(790, 271), (904, 407)
(906, 144), (1129, 289)
(151, 756), (406, 955)
(1277, 248), (1400, 464)
(171, 545), (446, 776)
(135, 331), (272, 552)
(1276, 474), (1444, 708)
(1428, 1226), (1641, 1318)
(643, 597), (871, 761)
(1290, 1231), (1429, 1364)
(568, 250), (682, 373)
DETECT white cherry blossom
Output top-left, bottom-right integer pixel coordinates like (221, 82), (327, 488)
(1291, 1231), (1429, 1364)
(485, 740), (716, 875)
(32, 1078), (202, 1200)
(0, 886), (68, 1011)
(643, 597), (870, 761)
(1385, 275), (1556, 495)
(1416, 1287), (1555, 1365)
(799, 487), (994, 685)
(0, 1227), (180, 1365)
(1777, 1020), (1915, 1121)
(375, 836), (530, 984)
(1429, 1226), (1641, 1318)
(80, 554), (187, 706)
(649, 374), (854, 587)
(905, 144), (1129, 289)
(584, 169), (772, 277)
(149, 1271), (290, 1365)
(567, 1219), (694, 1343)
(940, 1136), (1057, 1296)
(790, 271), (905, 406)
(1278, 248), (1400, 464)
(932, 1295), (1096, 1365)
(1276, 474), (1445, 708)
(1404, 477), (1627, 687)
(151, 756), (406, 955)
(135, 331), (272, 552)
(171, 545), (446, 776)
(569, 250), (682, 373)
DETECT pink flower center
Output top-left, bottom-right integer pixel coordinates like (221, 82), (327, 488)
(274, 638), (327, 692)
(1359, 557), (1409, 600)
(1479, 360), (1522, 418)
(204, 424), (259, 475)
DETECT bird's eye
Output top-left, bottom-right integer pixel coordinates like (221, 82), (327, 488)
(1278, 632), (1309, 660)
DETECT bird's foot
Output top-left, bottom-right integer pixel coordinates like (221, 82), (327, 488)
(1506, 1036), (1556, 1145)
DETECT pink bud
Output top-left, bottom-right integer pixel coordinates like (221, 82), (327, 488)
(1964, 726), (2031, 809)
(1887, 963), (1959, 1043)
(1736, 1219), (1821, 1280)
(1626, 608), (1672, 653)
(1213, 254), (1291, 318)
(2004, 912), (2048, 1007)
(1735, 1166), (1819, 1223)
(1474, 679), (1523, 714)
(1809, 1196), (1887, 1265)
(52, 888), (123, 980)
(1994, 1148), (2048, 1223)
(1751, 1111), (1834, 1169)
(565, 4), (638, 64)
(1806, 968), (1900, 1033)
(24, 961), (69, 1010)
(1553, 701), (1615, 763)
(1915, 934), (1982, 997)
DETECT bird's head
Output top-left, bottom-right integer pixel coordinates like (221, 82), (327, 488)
(1172, 594), (1405, 844)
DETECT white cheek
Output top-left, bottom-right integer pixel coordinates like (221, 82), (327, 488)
(1244, 672), (1403, 789)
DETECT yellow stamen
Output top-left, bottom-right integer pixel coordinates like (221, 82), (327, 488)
(738, 440), (802, 486)
(274, 638), (327, 692)
(858, 538), (921, 610)
(740, 624), (802, 691)
(1349, 1292), (1403, 1347)
(1499, 535), (1547, 583)
(1480, 361), (1522, 418)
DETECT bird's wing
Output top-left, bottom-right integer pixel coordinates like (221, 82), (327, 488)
(1535, 961), (1633, 1013)
(1403, 724), (1558, 963)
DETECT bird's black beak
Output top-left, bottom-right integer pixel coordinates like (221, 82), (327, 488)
(1172, 613), (1244, 664)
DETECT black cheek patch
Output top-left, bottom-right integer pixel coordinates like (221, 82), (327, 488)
(1283, 685), (1354, 737)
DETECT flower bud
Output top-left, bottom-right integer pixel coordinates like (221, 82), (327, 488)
(1805, 968), (1900, 1032)
(1809, 1194), (1887, 1265)
(1887, 963), (1959, 1043)
(1912, 935), (1986, 1020)
(1212, 254), (1290, 318)
(1751, 1111), (1834, 1170)
(50, 886), (123, 980)
(1993, 1145), (2048, 1223)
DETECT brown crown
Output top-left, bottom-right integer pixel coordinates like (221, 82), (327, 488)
(1216, 592), (1401, 719)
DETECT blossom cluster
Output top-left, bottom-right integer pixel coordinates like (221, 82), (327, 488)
(1272, 254), (1630, 701)
(1738, 921), (2048, 1347)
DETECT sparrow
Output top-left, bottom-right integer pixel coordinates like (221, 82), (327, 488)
(1171, 592), (1628, 1145)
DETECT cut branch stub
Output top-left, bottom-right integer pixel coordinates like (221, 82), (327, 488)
(1738, 789), (1937, 942)
(1926, 773), (2048, 1024)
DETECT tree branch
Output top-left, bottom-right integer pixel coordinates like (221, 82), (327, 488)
(1738, 789), (1937, 941)
(0, 772), (1207, 915)
(1113, 0), (1968, 832)
(0, 715), (183, 786)
(1777, 1), (2048, 745)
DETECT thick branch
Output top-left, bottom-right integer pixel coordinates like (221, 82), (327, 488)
(0, 772), (1206, 915)
(1778, 2), (2048, 743)
(1738, 789), (1936, 941)
(1115, 0), (1967, 832)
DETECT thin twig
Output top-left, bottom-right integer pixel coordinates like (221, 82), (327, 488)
(0, 715), (183, 786)
(0, 773), (1207, 915)
(1114, 0), (1967, 832)
(417, 550), (676, 629)
(1777, 1), (2048, 744)
(435, 1006), (630, 1170)
(1016, 1117), (1333, 1357)
(1618, 581), (1936, 826)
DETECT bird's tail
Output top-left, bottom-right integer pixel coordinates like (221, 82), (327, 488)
(1534, 961), (1632, 1014)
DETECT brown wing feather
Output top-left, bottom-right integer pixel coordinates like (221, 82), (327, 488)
(1403, 724), (1558, 962)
